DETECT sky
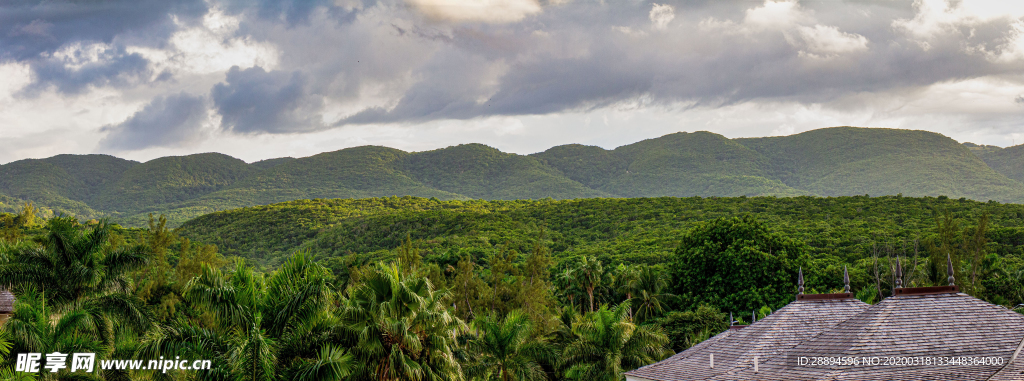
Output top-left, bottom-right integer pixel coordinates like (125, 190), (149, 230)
(1, 0), (1024, 164)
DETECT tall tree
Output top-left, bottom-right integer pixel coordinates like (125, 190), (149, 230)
(516, 233), (557, 335)
(140, 251), (350, 381)
(575, 257), (607, 313)
(629, 266), (675, 323)
(340, 261), (465, 381)
(0, 216), (151, 347)
(464, 310), (553, 381)
(560, 303), (671, 381)
(451, 256), (489, 322)
(669, 215), (808, 313)
(4, 289), (108, 379)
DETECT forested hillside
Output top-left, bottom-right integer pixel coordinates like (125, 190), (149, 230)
(176, 195), (1024, 269)
(736, 128), (1024, 201)
(971, 143), (1024, 184)
(533, 131), (806, 197)
(4, 195), (1024, 380)
(2, 127), (1023, 227)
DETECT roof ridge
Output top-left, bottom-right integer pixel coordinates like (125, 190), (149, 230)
(986, 333), (1024, 381)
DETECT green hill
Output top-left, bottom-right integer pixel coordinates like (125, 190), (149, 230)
(221, 145), (464, 202)
(113, 146), (469, 226)
(403, 144), (609, 199)
(0, 154), (135, 218)
(3, 127), (1024, 227)
(530, 144), (627, 189)
(971, 144), (1024, 185)
(535, 132), (806, 197)
(250, 157), (296, 170)
(90, 153), (253, 213)
(736, 127), (1024, 202)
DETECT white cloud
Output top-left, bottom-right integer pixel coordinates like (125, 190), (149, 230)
(649, 3), (675, 31)
(405, 0), (542, 24)
(46, 42), (118, 71)
(700, 1), (867, 59)
(894, 0), (1024, 39)
(793, 24), (869, 58)
(127, 7), (279, 77)
(0, 62), (32, 101)
(744, 0), (806, 29)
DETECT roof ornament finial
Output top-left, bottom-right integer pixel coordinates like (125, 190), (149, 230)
(843, 265), (850, 293)
(947, 253), (955, 286)
(730, 312), (734, 326)
(895, 256), (903, 289)
(752, 310), (756, 324)
(797, 267), (804, 295)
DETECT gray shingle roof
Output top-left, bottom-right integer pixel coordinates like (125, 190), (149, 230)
(719, 290), (1024, 381)
(0, 289), (14, 313)
(625, 295), (869, 381)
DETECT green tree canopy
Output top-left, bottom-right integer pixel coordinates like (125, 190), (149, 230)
(669, 215), (809, 313)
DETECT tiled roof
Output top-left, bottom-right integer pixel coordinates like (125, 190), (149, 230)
(625, 295), (869, 381)
(0, 289), (14, 313)
(720, 291), (1024, 381)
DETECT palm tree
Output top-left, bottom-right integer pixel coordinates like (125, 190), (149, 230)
(553, 269), (583, 312)
(140, 251), (351, 381)
(614, 265), (640, 318)
(4, 288), (106, 380)
(0, 217), (149, 315)
(339, 261), (465, 381)
(0, 323), (36, 381)
(629, 267), (676, 323)
(560, 303), (671, 381)
(575, 257), (607, 313)
(464, 310), (553, 381)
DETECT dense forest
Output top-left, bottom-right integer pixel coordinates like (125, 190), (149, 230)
(3, 127), (1024, 227)
(1, 193), (1022, 380)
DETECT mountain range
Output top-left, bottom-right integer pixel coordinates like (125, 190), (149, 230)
(1, 126), (1022, 227)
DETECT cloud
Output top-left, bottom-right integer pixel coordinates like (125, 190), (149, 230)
(793, 25), (869, 58)
(21, 44), (150, 95)
(405, 0), (542, 23)
(893, 0), (1024, 40)
(212, 66), (323, 134)
(744, 0), (806, 29)
(5, 0), (1024, 159)
(127, 7), (280, 76)
(649, 4), (675, 30)
(1, 0), (207, 95)
(0, 0), (208, 60)
(98, 93), (208, 151)
(219, 0), (344, 26)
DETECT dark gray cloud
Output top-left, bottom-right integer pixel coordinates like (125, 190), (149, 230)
(99, 93), (208, 151)
(20, 47), (150, 96)
(1, 0), (206, 95)
(1, 0), (206, 60)
(211, 66), (323, 134)
(220, 0), (363, 26)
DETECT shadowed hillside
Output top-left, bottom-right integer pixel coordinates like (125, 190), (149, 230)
(403, 143), (609, 199)
(90, 153), (253, 213)
(971, 144), (1024, 185)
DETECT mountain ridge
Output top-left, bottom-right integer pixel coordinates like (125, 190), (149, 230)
(2, 126), (1022, 226)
